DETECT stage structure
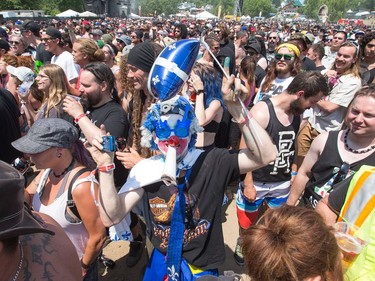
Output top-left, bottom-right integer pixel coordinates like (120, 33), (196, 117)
(84, 0), (132, 17)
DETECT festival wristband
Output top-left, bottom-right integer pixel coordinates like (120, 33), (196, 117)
(80, 258), (90, 270)
(97, 163), (116, 173)
(291, 171), (297, 176)
(74, 113), (86, 124)
(196, 89), (204, 95)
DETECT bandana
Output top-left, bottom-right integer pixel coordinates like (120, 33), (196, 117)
(276, 43), (300, 58)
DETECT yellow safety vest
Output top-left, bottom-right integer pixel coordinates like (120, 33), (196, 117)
(338, 165), (375, 280)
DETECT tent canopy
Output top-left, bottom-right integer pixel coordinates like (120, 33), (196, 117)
(195, 11), (217, 19)
(79, 11), (97, 17)
(129, 13), (140, 19)
(56, 9), (80, 17)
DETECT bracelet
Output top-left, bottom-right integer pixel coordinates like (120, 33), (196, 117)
(291, 171), (297, 176)
(80, 258), (90, 270)
(74, 113), (86, 124)
(231, 112), (253, 124)
(97, 163), (116, 173)
(196, 89), (204, 95)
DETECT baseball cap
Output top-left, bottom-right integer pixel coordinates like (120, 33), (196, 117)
(90, 29), (103, 36)
(45, 27), (62, 40)
(117, 35), (131, 45)
(6, 66), (34, 82)
(21, 21), (41, 36)
(0, 39), (10, 52)
(244, 43), (261, 54)
(12, 118), (79, 154)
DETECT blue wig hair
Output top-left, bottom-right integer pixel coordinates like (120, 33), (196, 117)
(193, 63), (225, 109)
(141, 96), (203, 151)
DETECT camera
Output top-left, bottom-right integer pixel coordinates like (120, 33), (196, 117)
(102, 136), (127, 152)
(11, 157), (31, 174)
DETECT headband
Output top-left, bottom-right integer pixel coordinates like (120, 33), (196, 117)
(104, 44), (115, 56)
(276, 43), (300, 58)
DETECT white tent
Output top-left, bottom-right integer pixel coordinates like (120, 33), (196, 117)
(195, 11), (217, 19)
(355, 11), (370, 17)
(129, 13), (140, 19)
(79, 11), (97, 17)
(56, 9), (79, 17)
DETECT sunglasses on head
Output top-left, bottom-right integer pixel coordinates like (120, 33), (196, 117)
(275, 53), (294, 61)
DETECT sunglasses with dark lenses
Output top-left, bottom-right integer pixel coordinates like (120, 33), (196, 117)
(275, 53), (294, 61)
(9, 41), (20, 45)
(269, 36), (277, 39)
(246, 51), (257, 56)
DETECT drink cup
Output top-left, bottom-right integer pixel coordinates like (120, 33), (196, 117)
(334, 222), (369, 271)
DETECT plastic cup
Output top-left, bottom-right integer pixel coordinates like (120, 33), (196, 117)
(334, 222), (369, 271)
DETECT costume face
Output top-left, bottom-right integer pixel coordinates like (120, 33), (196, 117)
(275, 47), (295, 75)
(334, 46), (356, 74)
(347, 96), (375, 136)
(155, 114), (191, 162)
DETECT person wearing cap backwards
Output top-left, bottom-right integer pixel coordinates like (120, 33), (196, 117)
(20, 21), (53, 73)
(42, 27), (79, 90)
(12, 118), (106, 280)
(0, 160), (82, 280)
(83, 69), (276, 280)
(253, 43), (301, 104)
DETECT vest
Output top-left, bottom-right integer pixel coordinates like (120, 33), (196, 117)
(338, 165), (375, 280)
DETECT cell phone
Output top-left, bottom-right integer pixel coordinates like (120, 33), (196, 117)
(102, 136), (116, 152)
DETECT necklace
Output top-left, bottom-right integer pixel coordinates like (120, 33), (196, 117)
(344, 130), (375, 154)
(12, 242), (24, 281)
(52, 157), (75, 178)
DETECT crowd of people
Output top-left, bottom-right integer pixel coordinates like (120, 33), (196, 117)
(1, 15), (375, 281)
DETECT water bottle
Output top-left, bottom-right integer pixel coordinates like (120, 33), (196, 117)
(18, 79), (34, 99)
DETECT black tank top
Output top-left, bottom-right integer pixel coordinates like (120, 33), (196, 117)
(252, 99), (300, 183)
(302, 130), (375, 208)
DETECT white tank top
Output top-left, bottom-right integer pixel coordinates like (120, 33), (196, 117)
(33, 168), (97, 258)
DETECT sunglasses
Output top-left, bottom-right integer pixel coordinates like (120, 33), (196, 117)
(269, 36), (277, 39)
(9, 41), (20, 45)
(41, 38), (53, 43)
(275, 53), (294, 61)
(130, 35), (137, 39)
(246, 51), (257, 56)
(214, 30), (220, 33)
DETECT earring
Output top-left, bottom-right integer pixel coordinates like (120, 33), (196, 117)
(57, 152), (62, 158)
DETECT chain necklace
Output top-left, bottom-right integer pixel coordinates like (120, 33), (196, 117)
(344, 129), (375, 154)
(52, 158), (75, 178)
(12, 242), (24, 281)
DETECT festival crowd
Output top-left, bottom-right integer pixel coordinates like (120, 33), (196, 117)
(0, 15), (375, 281)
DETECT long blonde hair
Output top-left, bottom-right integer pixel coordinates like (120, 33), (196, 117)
(39, 64), (69, 118)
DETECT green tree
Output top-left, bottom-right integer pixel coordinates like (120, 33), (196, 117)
(242, 0), (274, 17)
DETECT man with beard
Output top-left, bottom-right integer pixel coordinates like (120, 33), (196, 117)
(253, 43), (301, 104)
(322, 31), (347, 70)
(234, 72), (329, 265)
(266, 31), (280, 62)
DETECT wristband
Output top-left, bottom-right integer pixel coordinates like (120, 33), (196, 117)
(291, 171), (297, 176)
(80, 258), (90, 270)
(196, 89), (204, 95)
(74, 113), (86, 124)
(97, 163), (116, 173)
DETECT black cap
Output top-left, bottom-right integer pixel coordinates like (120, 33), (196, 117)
(21, 21), (41, 36)
(45, 27), (62, 40)
(0, 39), (10, 52)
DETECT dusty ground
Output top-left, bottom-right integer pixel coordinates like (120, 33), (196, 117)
(98, 187), (251, 281)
